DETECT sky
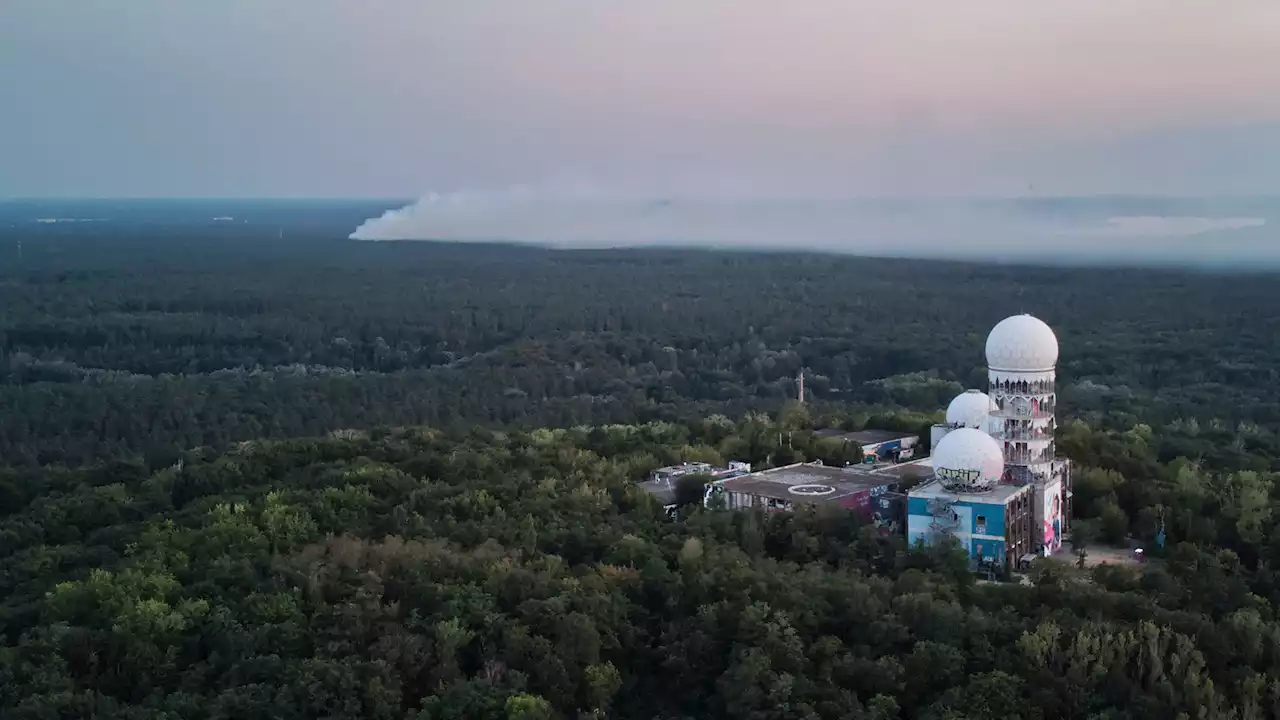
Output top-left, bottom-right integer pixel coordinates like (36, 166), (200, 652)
(3, 1), (1280, 198)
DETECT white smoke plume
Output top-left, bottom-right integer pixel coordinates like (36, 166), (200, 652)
(350, 187), (1273, 266)
(1065, 216), (1267, 237)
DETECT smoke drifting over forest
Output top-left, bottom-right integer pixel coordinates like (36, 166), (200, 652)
(350, 189), (1276, 267)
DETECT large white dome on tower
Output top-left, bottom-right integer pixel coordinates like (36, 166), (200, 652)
(946, 389), (993, 429)
(985, 314), (1059, 372)
(932, 427), (1004, 492)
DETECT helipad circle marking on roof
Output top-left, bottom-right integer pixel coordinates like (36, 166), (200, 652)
(788, 484), (837, 496)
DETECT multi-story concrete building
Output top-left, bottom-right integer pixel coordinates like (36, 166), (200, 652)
(910, 314), (1072, 569)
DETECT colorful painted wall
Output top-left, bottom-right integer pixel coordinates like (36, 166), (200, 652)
(870, 493), (905, 535)
(1042, 480), (1063, 554)
(906, 502), (967, 548)
(870, 440), (901, 459)
(906, 497), (1005, 533)
(835, 483), (893, 515)
(970, 538), (1006, 564)
(969, 500), (1005, 537)
(906, 493), (1013, 565)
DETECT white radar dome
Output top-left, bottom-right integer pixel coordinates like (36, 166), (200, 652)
(932, 427), (1005, 492)
(985, 314), (1059, 372)
(946, 389), (993, 429)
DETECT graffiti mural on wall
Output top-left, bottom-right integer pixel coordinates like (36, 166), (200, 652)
(871, 496), (899, 535)
(937, 467), (982, 485)
(703, 482), (727, 509)
(929, 501), (968, 538)
(1042, 481), (1063, 553)
(872, 511), (898, 535)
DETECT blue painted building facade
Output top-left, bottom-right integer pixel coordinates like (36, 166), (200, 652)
(906, 482), (1034, 569)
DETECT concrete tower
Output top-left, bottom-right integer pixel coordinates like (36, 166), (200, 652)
(985, 314), (1068, 554)
(985, 315), (1058, 484)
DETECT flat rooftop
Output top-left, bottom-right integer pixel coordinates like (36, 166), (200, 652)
(637, 476), (686, 504)
(653, 462), (712, 474)
(870, 457), (935, 483)
(909, 478), (1030, 505)
(813, 429), (916, 445)
(718, 462), (898, 503)
(638, 479), (678, 505)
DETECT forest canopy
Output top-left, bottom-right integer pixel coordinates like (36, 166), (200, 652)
(3, 216), (1280, 469)
(3, 419), (1280, 719)
(4, 208), (1280, 718)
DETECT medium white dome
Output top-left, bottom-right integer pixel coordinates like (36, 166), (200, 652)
(933, 427), (1004, 491)
(946, 389), (992, 429)
(985, 314), (1059, 372)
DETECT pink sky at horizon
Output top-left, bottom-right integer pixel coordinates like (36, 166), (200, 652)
(3, 0), (1279, 197)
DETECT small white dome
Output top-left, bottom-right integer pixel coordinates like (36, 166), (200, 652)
(933, 427), (1004, 491)
(985, 314), (1059, 372)
(946, 389), (992, 429)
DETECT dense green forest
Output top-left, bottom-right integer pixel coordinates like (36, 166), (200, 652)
(3, 418), (1280, 719)
(3, 215), (1280, 468)
(5, 207), (1280, 717)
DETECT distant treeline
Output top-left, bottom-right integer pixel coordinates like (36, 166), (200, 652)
(1, 219), (1280, 468)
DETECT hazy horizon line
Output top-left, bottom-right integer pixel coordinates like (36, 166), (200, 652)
(6, 192), (1280, 205)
